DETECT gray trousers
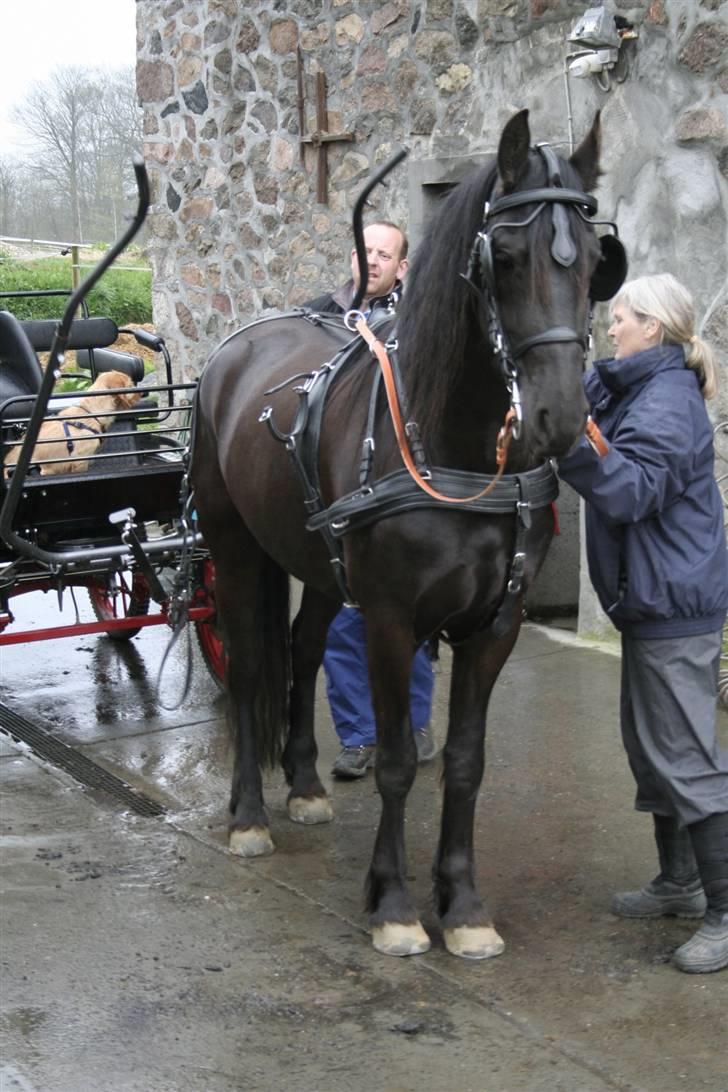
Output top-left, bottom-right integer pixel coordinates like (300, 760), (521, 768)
(620, 630), (728, 827)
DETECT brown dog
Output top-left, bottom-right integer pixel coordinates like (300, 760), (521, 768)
(4, 370), (141, 477)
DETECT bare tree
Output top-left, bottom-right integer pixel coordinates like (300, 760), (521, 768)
(0, 159), (21, 236)
(9, 65), (141, 243)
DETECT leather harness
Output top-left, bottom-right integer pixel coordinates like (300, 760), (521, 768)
(260, 308), (558, 639)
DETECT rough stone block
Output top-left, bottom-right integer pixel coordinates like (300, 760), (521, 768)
(678, 23), (728, 73)
(675, 106), (728, 143)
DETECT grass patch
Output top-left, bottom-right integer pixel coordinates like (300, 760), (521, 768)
(0, 257), (152, 326)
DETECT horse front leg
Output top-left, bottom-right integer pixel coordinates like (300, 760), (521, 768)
(435, 625), (520, 959)
(283, 585), (340, 825)
(365, 613), (430, 957)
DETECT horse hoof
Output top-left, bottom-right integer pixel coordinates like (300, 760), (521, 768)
(229, 826), (275, 858)
(288, 794), (334, 825)
(443, 925), (505, 960)
(371, 922), (431, 957)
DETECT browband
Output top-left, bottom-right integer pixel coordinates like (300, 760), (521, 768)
(485, 188), (598, 219)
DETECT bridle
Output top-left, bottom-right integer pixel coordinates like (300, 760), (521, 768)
(463, 141), (625, 439)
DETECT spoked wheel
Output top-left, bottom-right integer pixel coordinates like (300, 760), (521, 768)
(88, 570), (151, 641)
(194, 559), (226, 688)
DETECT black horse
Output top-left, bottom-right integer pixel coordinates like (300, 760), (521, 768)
(192, 110), (626, 959)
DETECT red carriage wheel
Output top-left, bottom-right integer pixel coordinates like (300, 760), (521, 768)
(88, 570), (151, 641)
(194, 559), (226, 688)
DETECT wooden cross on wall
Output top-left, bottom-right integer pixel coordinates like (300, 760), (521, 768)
(297, 50), (354, 204)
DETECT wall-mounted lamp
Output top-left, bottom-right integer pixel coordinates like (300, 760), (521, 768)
(568, 47), (620, 81)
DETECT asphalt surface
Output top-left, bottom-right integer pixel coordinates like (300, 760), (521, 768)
(1, 591), (727, 1092)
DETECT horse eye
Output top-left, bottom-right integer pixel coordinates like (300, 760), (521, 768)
(493, 249), (514, 269)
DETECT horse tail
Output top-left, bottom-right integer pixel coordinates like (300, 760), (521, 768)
(250, 553), (291, 770)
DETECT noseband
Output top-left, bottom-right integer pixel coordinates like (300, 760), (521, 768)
(464, 142), (600, 439)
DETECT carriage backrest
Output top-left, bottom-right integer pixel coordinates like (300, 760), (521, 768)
(0, 310), (44, 409)
(21, 316), (119, 352)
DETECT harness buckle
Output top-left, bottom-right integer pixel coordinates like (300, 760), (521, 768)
(516, 499), (532, 528)
(507, 551), (526, 593)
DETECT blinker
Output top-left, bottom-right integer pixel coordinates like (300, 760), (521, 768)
(589, 231), (628, 301)
(536, 142), (578, 268)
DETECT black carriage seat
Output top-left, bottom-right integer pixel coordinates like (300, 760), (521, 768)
(0, 310), (43, 413)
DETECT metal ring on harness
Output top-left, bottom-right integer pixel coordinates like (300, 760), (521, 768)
(344, 309), (366, 333)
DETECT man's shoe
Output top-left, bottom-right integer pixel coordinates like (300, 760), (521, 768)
(415, 724), (438, 764)
(672, 913), (728, 974)
(331, 745), (375, 780)
(610, 876), (707, 919)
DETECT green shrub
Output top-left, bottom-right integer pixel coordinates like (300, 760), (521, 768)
(0, 258), (152, 325)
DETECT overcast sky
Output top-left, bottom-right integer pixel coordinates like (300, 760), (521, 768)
(2, 0), (137, 155)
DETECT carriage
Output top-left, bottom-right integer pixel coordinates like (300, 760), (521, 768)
(0, 160), (224, 685)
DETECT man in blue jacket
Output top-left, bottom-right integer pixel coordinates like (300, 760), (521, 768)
(559, 273), (728, 974)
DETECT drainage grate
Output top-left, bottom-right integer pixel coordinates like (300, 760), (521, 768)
(0, 702), (166, 817)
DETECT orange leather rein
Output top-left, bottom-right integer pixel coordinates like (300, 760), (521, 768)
(354, 315), (515, 504)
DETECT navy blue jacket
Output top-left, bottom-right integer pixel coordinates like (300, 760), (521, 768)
(558, 344), (728, 638)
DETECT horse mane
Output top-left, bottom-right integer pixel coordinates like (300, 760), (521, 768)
(396, 148), (592, 439)
(396, 161), (498, 438)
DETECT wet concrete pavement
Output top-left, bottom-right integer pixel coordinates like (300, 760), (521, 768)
(1, 590), (727, 1092)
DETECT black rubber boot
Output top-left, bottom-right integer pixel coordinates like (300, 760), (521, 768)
(611, 813), (707, 919)
(673, 812), (728, 974)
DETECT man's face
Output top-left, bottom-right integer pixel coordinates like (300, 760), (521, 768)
(351, 224), (408, 300)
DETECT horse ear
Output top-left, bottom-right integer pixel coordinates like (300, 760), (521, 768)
(497, 109), (531, 193)
(569, 111), (602, 192)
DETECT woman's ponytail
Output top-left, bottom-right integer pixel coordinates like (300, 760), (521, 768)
(686, 334), (717, 400)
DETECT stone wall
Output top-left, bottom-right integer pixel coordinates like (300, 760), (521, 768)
(136, 0), (728, 626)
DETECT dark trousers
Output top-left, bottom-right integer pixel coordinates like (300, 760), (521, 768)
(620, 630), (728, 827)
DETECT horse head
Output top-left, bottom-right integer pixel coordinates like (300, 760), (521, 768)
(399, 111), (626, 468)
(473, 109), (614, 461)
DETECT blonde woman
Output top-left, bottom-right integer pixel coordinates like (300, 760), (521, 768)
(559, 274), (728, 974)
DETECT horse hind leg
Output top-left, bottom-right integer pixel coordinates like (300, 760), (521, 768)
(283, 585), (340, 825)
(191, 410), (287, 856)
(209, 527), (290, 859)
